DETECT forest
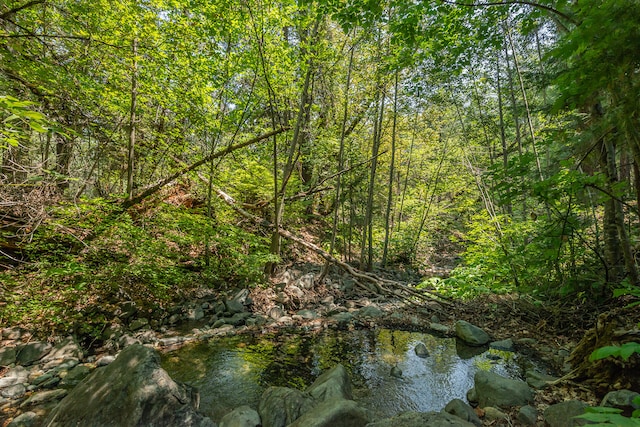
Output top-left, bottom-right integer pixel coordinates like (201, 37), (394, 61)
(1, 0), (640, 424)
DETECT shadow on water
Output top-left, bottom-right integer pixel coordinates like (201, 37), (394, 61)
(161, 328), (528, 422)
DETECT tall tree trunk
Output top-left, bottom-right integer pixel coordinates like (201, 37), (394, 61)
(126, 38), (138, 202)
(382, 70), (399, 267)
(361, 85), (385, 271)
(496, 51), (511, 215)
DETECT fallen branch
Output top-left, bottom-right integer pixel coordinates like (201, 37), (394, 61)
(214, 187), (452, 306)
(123, 128), (288, 208)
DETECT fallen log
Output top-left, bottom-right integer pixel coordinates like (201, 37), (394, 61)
(214, 187), (452, 306)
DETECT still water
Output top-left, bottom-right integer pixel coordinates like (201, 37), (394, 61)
(161, 328), (525, 422)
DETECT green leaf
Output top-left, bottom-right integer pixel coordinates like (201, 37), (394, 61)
(590, 345), (623, 361)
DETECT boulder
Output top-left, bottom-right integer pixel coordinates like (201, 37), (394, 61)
(306, 364), (353, 401)
(518, 405), (538, 426)
(40, 336), (83, 365)
(258, 386), (314, 427)
(444, 398), (482, 426)
(455, 321), (490, 346)
(1, 383), (26, 399)
(601, 389), (640, 414)
(330, 312), (353, 327)
(19, 389), (67, 408)
(219, 405), (260, 427)
(473, 370), (533, 408)
(7, 411), (38, 427)
(366, 411), (476, 427)
(43, 344), (214, 427)
(525, 369), (556, 389)
(0, 366), (28, 388)
(288, 398), (368, 427)
(483, 406), (507, 421)
(543, 400), (589, 427)
(0, 346), (17, 366)
(357, 305), (384, 318)
(16, 342), (52, 366)
(225, 299), (245, 315)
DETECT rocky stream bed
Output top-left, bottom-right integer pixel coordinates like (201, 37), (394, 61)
(1, 268), (639, 426)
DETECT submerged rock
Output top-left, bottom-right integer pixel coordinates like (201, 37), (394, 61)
(43, 344), (214, 427)
(455, 321), (490, 346)
(414, 342), (430, 358)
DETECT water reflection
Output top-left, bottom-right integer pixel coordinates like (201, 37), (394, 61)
(161, 328), (524, 422)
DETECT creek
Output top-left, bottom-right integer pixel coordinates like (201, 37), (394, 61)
(161, 327), (531, 422)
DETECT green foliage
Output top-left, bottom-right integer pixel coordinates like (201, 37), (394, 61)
(574, 403), (640, 426)
(0, 95), (49, 148)
(3, 198), (274, 337)
(590, 342), (640, 363)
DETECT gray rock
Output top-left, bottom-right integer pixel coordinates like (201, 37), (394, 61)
(40, 337), (83, 364)
(187, 306), (205, 321)
(466, 387), (478, 404)
(42, 355), (80, 371)
(268, 307), (285, 320)
(489, 338), (514, 351)
(119, 301), (137, 320)
(526, 370), (556, 389)
(219, 405), (261, 427)
(429, 322), (450, 334)
(258, 386), (314, 427)
(0, 366), (28, 388)
(296, 309), (319, 320)
(1, 383), (26, 399)
(474, 370), (533, 408)
(390, 366), (403, 378)
(288, 398), (369, 427)
(129, 318), (149, 331)
(20, 388), (67, 408)
(43, 344), (214, 427)
(518, 405), (538, 425)
(226, 312), (251, 326)
(2, 327), (24, 340)
(7, 411), (38, 427)
(366, 411), (476, 427)
(357, 305), (384, 318)
(306, 364), (352, 401)
(102, 326), (124, 341)
(601, 389), (640, 411)
(543, 400), (589, 427)
(330, 312), (353, 327)
(483, 406), (507, 421)
(225, 299), (245, 315)
(0, 346), (17, 366)
(516, 337), (538, 346)
(414, 342), (430, 358)
(60, 364), (91, 386)
(16, 342), (52, 366)
(118, 334), (141, 347)
(168, 314), (181, 324)
(455, 321), (490, 346)
(445, 398), (482, 426)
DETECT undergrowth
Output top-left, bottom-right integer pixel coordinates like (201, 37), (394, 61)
(0, 197), (276, 338)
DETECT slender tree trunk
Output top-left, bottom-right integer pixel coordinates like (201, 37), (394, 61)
(496, 52), (511, 215)
(126, 38), (138, 202)
(382, 70), (399, 267)
(505, 36), (526, 218)
(505, 26), (543, 183)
